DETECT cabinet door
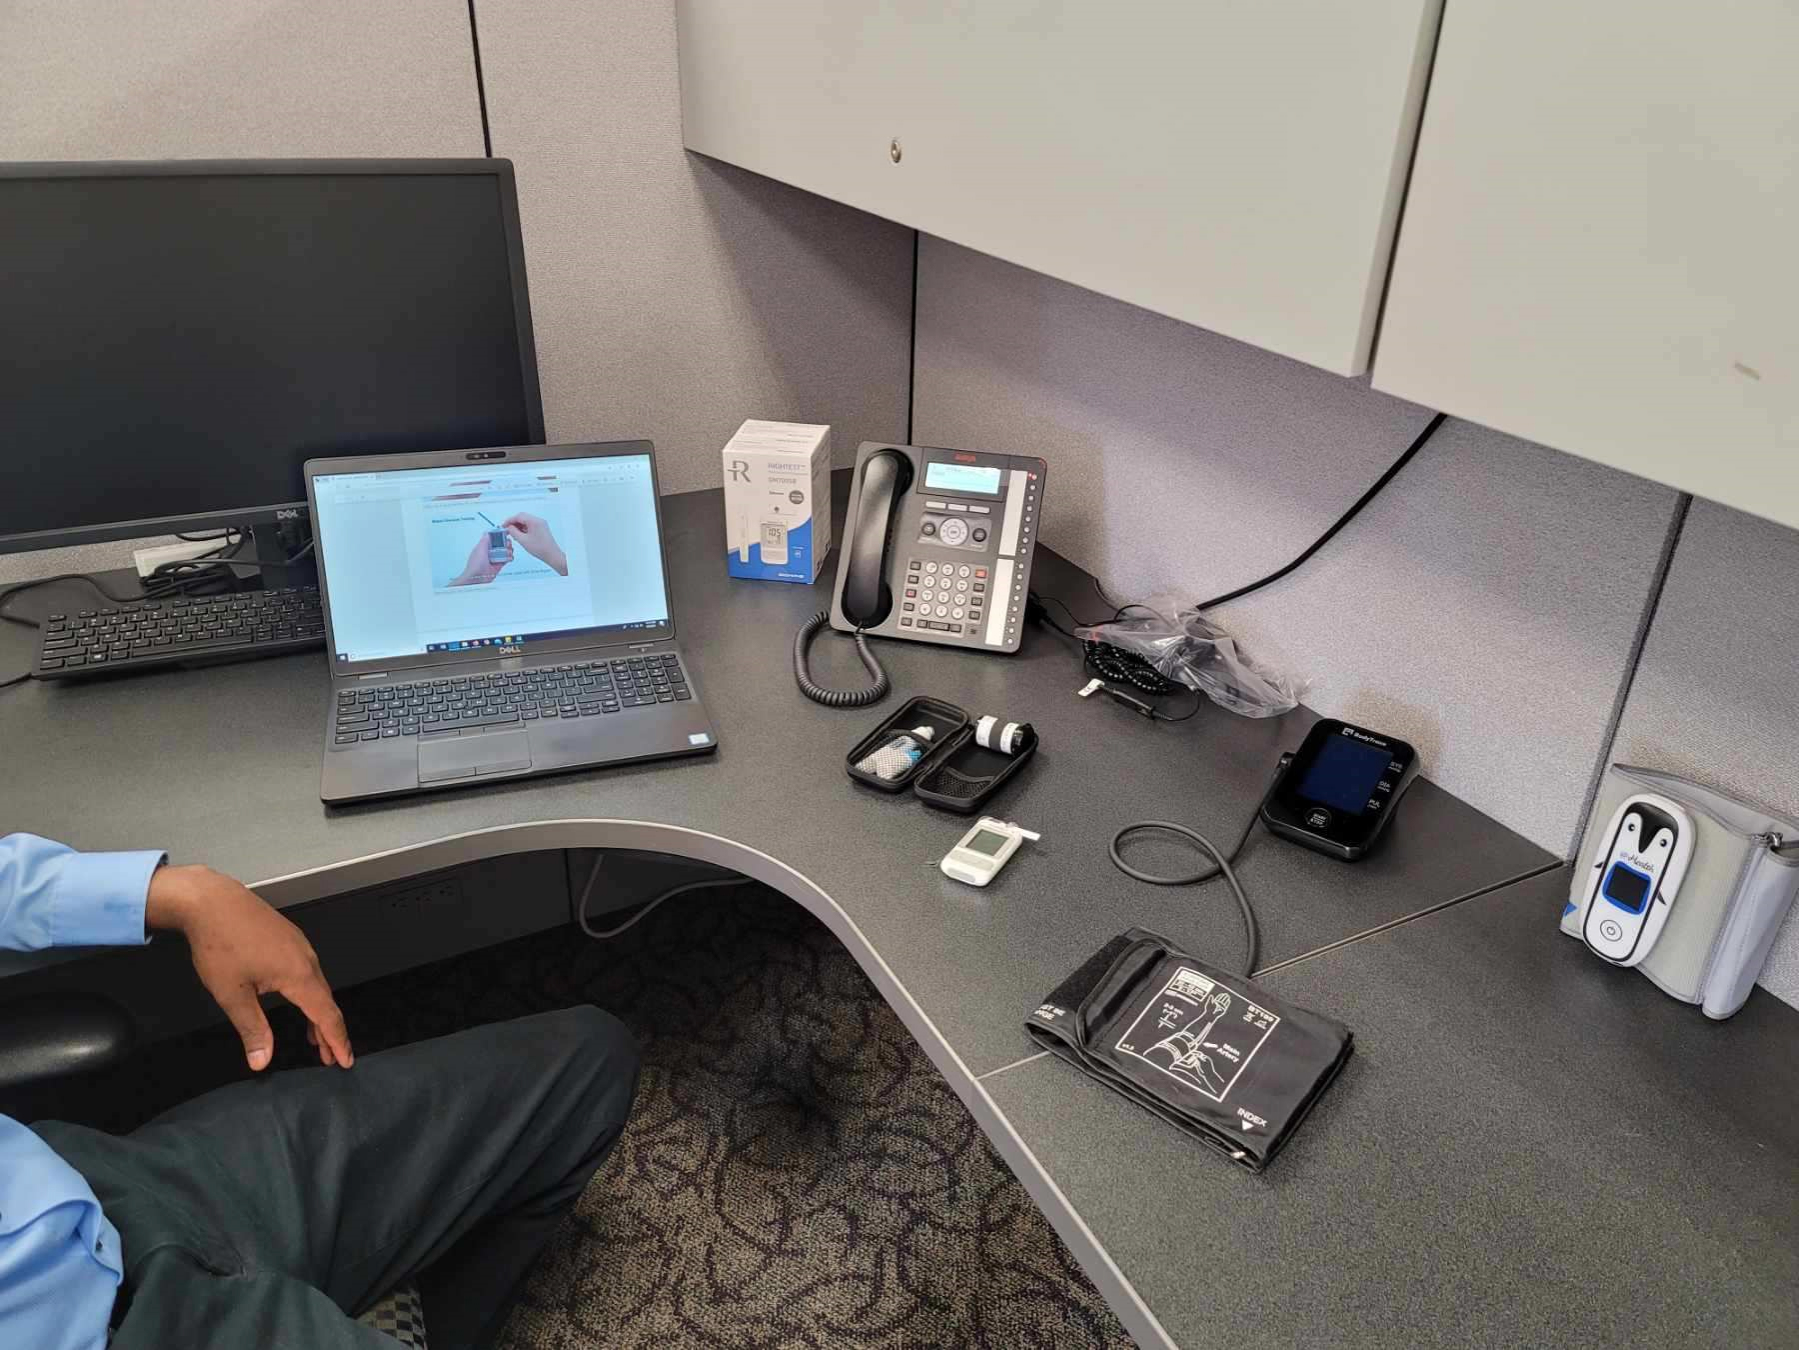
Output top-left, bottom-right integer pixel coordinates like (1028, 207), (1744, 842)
(1374, 1), (1799, 528)
(677, 1), (1442, 377)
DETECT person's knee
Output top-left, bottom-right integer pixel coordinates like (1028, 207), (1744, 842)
(558, 1004), (638, 1074)
(544, 1005), (640, 1128)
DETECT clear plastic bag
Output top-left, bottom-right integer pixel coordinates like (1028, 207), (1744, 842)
(1077, 596), (1300, 719)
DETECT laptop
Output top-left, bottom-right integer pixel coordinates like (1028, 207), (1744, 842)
(304, 441), (718, 804)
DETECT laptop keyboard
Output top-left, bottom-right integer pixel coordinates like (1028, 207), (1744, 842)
(333, 653), (690, 746)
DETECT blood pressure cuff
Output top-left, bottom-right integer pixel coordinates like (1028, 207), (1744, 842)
(1025, 929), (1352, 1171)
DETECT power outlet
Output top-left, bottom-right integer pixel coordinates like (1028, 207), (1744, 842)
(376, 872), (467, 911)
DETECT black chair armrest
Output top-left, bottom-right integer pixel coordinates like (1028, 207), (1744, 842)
(0, 994), (134, 1094)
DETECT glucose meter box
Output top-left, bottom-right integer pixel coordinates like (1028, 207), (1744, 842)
(722, 420), (832, 583)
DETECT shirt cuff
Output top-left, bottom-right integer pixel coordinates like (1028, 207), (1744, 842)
(52, 850), (165, 948)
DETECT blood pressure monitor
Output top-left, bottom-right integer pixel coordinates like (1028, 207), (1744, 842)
(1580, 793), (1692, 966)
(1259, 719), (1418, 861)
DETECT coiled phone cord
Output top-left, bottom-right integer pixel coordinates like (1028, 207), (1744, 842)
(794, 610), (891, 707)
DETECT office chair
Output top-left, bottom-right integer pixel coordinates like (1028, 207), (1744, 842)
(0, 993), (429, 1349)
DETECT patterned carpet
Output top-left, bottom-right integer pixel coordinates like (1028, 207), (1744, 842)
(83, 879), (1136, 1349)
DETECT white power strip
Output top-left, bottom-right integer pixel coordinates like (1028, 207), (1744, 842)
(133, 537), (227, 578)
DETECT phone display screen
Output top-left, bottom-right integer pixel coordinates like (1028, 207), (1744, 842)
(925, 462), (1003, 496)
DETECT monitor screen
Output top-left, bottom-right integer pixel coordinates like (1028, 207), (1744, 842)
(1602, 861), (1652, 914)
(311, 454), (669, 664)
(0, 164), (541, 551)
(966, 828), (1012, 857)
(1295, 735), (1390, 815)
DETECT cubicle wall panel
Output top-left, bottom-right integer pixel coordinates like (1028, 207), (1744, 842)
(1372, 0), (1799, 531)
(0, 0), (487, 579)
(676, 0), (1442, 376)
(0, 0), (483, 161)
(912, 237), (1682, 854)
(475, 0), (913, 492)
(1603, 501), (1799, 1009)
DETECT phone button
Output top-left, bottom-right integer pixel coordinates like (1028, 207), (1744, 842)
(972, 528), (989, 543)
(902, 603), (915, 612)
(969, 505), (991, 515)
(925, 501), (947, 510)
(900, 618), (914, 627)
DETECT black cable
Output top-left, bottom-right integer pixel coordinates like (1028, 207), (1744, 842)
(1028, 591), (1202, 722)
(0, 572), (144, 615)
(1109, 814), (1262, 975)
(793, 611), (890, 708)
(1194, 412), (1447, 612)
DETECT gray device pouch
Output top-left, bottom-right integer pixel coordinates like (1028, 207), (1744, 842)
(1564, 765), (1799, 1019)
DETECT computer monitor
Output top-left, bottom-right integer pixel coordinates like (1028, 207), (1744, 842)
(0, 159), (545, 555)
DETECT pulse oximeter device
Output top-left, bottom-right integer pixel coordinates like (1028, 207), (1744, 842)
(1581, 793), (1692, 966)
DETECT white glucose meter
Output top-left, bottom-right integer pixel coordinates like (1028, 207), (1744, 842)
(1581, 792), (1693, 966)
(941, 818), (1040, 887)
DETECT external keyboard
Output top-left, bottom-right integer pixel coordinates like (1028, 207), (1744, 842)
(35, 586), (325, 679)
(333, 652), (691, 746)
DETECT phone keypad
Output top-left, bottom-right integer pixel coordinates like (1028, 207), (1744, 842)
(903, 558), (984, 634)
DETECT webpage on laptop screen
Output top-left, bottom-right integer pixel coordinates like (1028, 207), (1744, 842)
(312, 454), (669, 664)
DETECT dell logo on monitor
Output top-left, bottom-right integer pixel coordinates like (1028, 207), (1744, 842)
(466, 450), (507, 461)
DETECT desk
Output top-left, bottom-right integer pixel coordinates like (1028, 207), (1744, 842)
(2, 479), (1601, 1347)
(989, 866), (1799, 1348)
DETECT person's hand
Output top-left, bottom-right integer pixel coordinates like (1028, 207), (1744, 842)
(147, 864), (353, 1072)
(502, 513), (568, 576)
(451, 531), (512, 586)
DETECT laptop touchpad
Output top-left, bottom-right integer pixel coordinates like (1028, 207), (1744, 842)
(419, 729), (533, 783)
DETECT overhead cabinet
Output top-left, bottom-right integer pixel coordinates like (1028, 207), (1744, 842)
(1374, 0), (1799, 530)
(676, 1), (1444, 377)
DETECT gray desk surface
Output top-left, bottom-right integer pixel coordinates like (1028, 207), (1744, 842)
(0, 478), (1587, 1346)
(988, 865), (1799, 1349)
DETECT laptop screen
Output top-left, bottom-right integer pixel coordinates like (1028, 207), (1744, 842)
(311, 453), (670, 664)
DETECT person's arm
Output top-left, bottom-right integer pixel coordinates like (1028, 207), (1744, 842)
(0, 832), (162, 952)
(0, 833), (352, 1072)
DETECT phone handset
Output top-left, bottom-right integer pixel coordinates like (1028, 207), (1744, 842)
(795, 450), (912, 706)
(839, 449), (913, 628)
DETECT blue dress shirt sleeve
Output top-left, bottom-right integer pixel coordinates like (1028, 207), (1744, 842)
(0, 834), (164, 952)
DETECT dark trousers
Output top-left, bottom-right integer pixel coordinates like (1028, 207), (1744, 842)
(37, 1006), (639, 1350)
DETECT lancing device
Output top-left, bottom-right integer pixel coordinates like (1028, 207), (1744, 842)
(1581, 792), (1693, 966)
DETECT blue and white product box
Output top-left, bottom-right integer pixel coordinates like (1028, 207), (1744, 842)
(722, 419), (832, 583)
